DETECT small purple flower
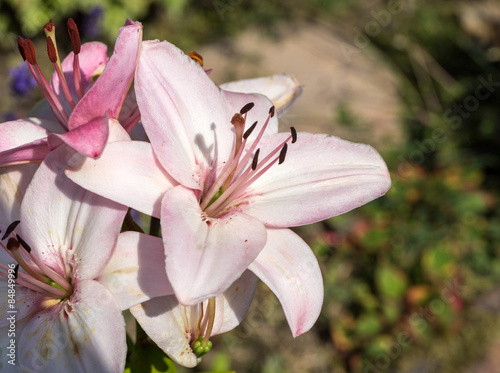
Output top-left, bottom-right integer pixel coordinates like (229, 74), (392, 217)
(8, 63), (37, 97)
(82, 6), (104, 39)
(2, 112), (18, 122)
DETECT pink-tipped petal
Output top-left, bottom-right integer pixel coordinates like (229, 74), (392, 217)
(0, 118), (56, 151)
(161, 185), (267, 305)
(243, 132), (391, 227)
(68, 21), (143, 130)
(135, 40), (235, 190)
(221, 74), (302, 118)
(18, 280), (126, 373)
(65, 141), (176, 218)
(20, 146), (126, 280)
(98, 231), (173, 310)
(0, 138), (49, 166)
(48, 115), (109, 158)
(248, 228), (323, 337)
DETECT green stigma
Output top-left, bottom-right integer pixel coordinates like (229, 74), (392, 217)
(204, 188), (224, 210)
(47, 278), (66, 292)
(192, 336), (213, 358)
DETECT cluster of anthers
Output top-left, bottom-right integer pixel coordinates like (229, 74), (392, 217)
(200, 103), (297, 218)
(189, 297), (216, 360)
(17, 19), (93, 131)
(0, 221), (73, 300)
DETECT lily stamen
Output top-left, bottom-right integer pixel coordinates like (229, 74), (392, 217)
(47, 37), (76, 109)
(1, 223), (73, 299)
(2, 265), (67, 298)
(7, 238), (46, 282)
(1, 220), (20, 240)
(67, 18), (85, 100)
(200, 104), (275, 210)
(16, 234), (73, 291)
(200, 129), (250, 209)
(44, 20), (65, 79)
(204, 116), (295, 218)
(188, 298), (216, 360)
(202, 297), (216, 345)
(18, 37), (69, 130)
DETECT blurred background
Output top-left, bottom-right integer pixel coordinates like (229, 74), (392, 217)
(1, 0), (500, 372)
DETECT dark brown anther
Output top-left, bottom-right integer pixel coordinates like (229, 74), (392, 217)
(16, 235), (32, 253)
(24, 39), (37, 65)
(252, 149), (260, 170)
(269, 106), (275, 118)
(2, 221), (20, 241)
(44, 19), (55, 33)
(13, 264), (19, 279)
(67, 18), (81, 54)
(243, 121), (258, 140)
(188, 51), (204, 67)
(7, 237), (20, 251)
(47, 37), (57, 63)
(231, 113), (245, 126)
(17, 36), (26, 61)
(240, 102), (254, 115)
(290, 127), (297, 143)
(279, 143), (288, 164)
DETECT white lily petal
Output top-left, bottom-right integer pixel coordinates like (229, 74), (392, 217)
(221, 74), (302, 118)
(242, 132), (391, 227)
(66, 141), (176, 218)
(249, 229), (323, 337)
(98, 231), (173, 310)
(161, 185), (267, 305)
(20, 146), (127, 280)
(130, 296), (199, 368)
(18, 280), (125, 373)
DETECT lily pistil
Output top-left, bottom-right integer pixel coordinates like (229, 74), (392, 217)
(201, 104), (296, 218)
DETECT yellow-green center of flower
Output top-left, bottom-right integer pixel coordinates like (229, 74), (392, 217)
(0, 221), (73, 301)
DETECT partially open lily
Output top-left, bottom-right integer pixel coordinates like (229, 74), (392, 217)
(131, 269), (258, 367)
(129, 225), (323, 366)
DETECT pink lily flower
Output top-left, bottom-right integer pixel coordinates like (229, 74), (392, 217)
(0, 18), (142, 166)
(0, 145), (171, 372)
(0, 19), (141, 233)
(66, 40), (390, 333)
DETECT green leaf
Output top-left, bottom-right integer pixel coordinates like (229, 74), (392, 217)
(376, 264), (408, 299)
(355, 313), (382, 337)
(125, 344), (177, 373)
